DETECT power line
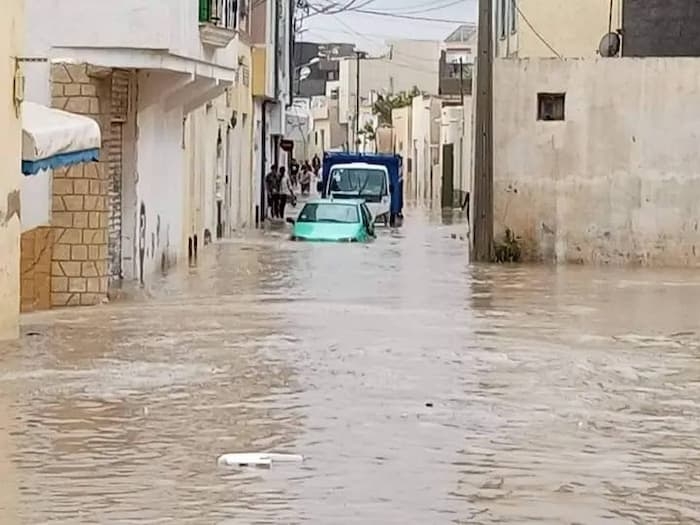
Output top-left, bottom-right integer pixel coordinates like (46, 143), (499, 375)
(381, 0), (468, 15)
(514, 3), (562, 58)
(308, 1), (470, 23)
(347, 8), (468, 23)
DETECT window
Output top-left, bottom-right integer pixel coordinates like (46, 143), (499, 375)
(448, 62), (471, 79)
(510, 0), (517, 33)
(200, 0), (238, 30)
(330, 88), (339, 100)
(327, 70), (338, 81)
(499, 0), (507, 38)
(537, 93), (565, 121)
(297, 203), (359, 223)
(329, 168), (387, 201)
(315, 131), (318, 145)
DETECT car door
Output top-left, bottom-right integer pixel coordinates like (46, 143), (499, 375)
(360, 204), (375, 237)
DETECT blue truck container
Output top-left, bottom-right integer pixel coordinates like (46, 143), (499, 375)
(319, 152), (404, 226)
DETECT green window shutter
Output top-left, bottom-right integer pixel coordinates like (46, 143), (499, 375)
(199, 0), (210, 22)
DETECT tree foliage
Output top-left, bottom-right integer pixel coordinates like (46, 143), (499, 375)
(372, 86), (421, 126)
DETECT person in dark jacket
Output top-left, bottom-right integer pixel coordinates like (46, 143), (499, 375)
(265, 164), (279, 218)
(312, 154), (321, 176)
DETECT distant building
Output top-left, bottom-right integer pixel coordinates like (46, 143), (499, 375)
(293, 42), (357, 97)
(338, 39), (440, 149)
(308, 82), (347, 157)
(439, 24), (477, 101)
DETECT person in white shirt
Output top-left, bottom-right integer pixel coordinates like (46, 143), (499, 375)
(278, 167), (295, 218)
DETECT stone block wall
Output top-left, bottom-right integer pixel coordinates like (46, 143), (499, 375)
(19, 227), (55, 313)
(50, 164), (109, 306)
(50, 63), (110, 306)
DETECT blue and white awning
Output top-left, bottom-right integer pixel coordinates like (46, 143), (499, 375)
(21, 102), (101, 175)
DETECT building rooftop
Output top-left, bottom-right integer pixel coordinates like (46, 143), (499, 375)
(445, 24), (477, 43)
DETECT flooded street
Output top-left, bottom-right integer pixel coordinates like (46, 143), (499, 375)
(2, 207), (700, 524)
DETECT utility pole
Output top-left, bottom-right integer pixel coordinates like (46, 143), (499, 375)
(355, 51), (361, 153)
(459, 57), (465, 106)
(472, 0), (494, 262)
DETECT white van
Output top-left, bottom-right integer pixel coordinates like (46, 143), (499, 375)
(325, 163), (391, 224)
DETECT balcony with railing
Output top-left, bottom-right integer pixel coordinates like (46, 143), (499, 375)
(199, 0), (238, 48)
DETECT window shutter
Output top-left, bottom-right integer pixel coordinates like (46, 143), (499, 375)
(199, 0), (210, 22)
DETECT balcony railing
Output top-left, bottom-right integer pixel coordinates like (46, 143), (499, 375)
(199, 0), (238, 47)
(199, 0), (238, 30)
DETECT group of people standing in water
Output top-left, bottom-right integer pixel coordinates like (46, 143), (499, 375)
(265, 153), (322, 219)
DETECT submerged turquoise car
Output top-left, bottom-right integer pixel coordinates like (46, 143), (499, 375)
(288, 199), (375, 242)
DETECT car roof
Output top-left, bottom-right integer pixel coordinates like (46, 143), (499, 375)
(305, 198), (366, 206)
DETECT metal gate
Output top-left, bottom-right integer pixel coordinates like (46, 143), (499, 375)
(441, 143), (454, 208)
(107, 70), (130, 284)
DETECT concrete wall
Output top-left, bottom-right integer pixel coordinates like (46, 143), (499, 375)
(439, 101), (472, 207)
(0, 0), (22, 339)
(21, 173), (51, 232)
(496, 0), (622, 58)
(493, 57), (700, 266)
(623, 0), (700, 57)
(392, 106), (413, 201)
(411, 96), (441, 204)
(136, 72), (185, 282)
(229, 52), (254, 230)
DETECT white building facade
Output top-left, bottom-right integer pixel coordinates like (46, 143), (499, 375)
(251, 0), (295, 223)
(23, 0), (247, 294)
(0, 0), (23, 338)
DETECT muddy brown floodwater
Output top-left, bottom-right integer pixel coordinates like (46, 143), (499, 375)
(1, 207), (700, 524)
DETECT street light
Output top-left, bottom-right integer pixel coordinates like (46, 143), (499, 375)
(295, 56), (321, 95)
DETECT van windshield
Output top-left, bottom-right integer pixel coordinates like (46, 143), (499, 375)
(329, 168), (387, 202)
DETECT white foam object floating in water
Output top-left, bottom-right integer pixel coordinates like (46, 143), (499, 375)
(217, 453), (304, 468)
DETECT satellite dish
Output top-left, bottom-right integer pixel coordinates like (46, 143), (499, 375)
(599, 32), (621, 57)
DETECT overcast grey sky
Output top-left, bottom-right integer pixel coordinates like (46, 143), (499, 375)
(303, 0), (478, 54)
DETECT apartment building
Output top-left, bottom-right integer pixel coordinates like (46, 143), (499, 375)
(20, 0), (246, 308)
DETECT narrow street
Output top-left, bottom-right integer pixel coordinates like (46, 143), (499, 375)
(1, 209), (699, 524)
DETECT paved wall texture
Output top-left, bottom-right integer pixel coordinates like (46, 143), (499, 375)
(50, 63), (110, 306)
(493, 57), (700, 266)
(50, 163), (109, 306)
(20, 227), (55, 312)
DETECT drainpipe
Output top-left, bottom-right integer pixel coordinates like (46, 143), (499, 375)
(273, 0), (279, 100)
(260, 100), (270, 224)
(286, 0), (295, 109)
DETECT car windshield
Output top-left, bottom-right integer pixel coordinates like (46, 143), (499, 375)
(329, 168), (387, 198)
(297, 203), (359, 224)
